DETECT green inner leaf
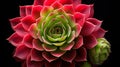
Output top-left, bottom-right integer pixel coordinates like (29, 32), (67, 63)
(37, 7), (77, 47)
(53, 40), (66, 46)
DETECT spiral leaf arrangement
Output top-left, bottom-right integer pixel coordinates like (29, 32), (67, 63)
(8, 0), (111, 67)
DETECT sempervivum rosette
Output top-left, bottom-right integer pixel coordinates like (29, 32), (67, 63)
(8, 0), (111, 67)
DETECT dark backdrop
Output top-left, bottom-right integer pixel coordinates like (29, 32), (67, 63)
(0, 0), (114, 67)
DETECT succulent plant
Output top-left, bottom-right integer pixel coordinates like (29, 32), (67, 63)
(7, 0), (110, 67)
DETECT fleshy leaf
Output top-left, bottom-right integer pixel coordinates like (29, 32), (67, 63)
(42, 52), (57, 62)
(27, 54), (44, 67)
(9, 17), (22, 28)
(31, 49), (44, 61)
(87, 18), (102, 31)
(32, 5), (42, 19)
(51, 1), (62, 9)
(42, 44), (57, 51)
(60, 41), (74, 51)
(37, 30), (43, 42)
(89, 4), (94, 18)
(47, 35), (58, 42)
(59, 0), (73, 5)
(42, 36), (52, 45)
(14, 23), (27, 37)
(26, 6), (32, 15)
(47, 35), (67, 42)
(32, 39), (44, 51)
(92, 28), (106, 38)
(23, 34), (33, 48)
(33, 0), (45, 5)
(67, 14), (76, 28)
(73, 0), (82, 5)
(75, 23), (82, 37)
(28, 23), (38, 39)
(51, 49), (66, 57)
(44, 0), (56, 6)
(7, 33), (23, 47)
(75, 47), (87, 62)
(75, 4), (92, 18)
(81, 21), (95, 36)
(61, 50), (76, 63)
(67, 31), (76, 43)
(53, 41), (66, 46)
(73, 35), (83, 49)
(40, 6), (53, 17)
(14, 44), (30, 60)
(83, 35), (98, 49)
(21, 15), (36, 31)
(63, 5), (74, 14)
(20, 6), (26, 17)
(74, 12), (85, 26)
(55, 8), (66, 15)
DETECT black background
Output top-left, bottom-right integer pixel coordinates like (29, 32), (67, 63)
(0, 0), (114, 67)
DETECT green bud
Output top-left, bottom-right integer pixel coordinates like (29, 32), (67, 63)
(80, 62), (91, 67)
(88, 38), (111, 65)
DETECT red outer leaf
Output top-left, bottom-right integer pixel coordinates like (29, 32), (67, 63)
(73, 35), (83, 49)
(7, 33), (23, 47)
(14, 44), (30, 60)
(75, 4), (92, 18)
(23, 34), (33, 48)
(73, 0), (82, 5)
(31, 49), (44, 61)
(28, 23), (38, 39)
(74, 12), (85, 26)
(51, 1), (62, 9)
(14, 23), (27, 37)
(33, 0), (45, 5)
(32, 5), (42, 19)
(51, 50), (66, 57)
(21, 15), (36, 31)
(40, 6), (54, 17)
(87, 18), (102, 31)
(83, 35), (97, 49)
(75, 23), (82, 37)
(63, 5), (74, 14)
(20, 6), (26, 17)
(27, 54), (44, 67)
(59, 0), (73, 5)
(26, 6), (32, 15)
(9, 17), (22, 28)
(89, 4), (94, 17)
(92, 28), (106, 38)
(81, 21), (95, 36)
(67, 14), (75, 24)
(61, 50), (76, 63)
(44, 0), (56, 6)
(32, 39), (44, 51)
(75, 47), (87, 62)
(42, 52), (58, 62)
